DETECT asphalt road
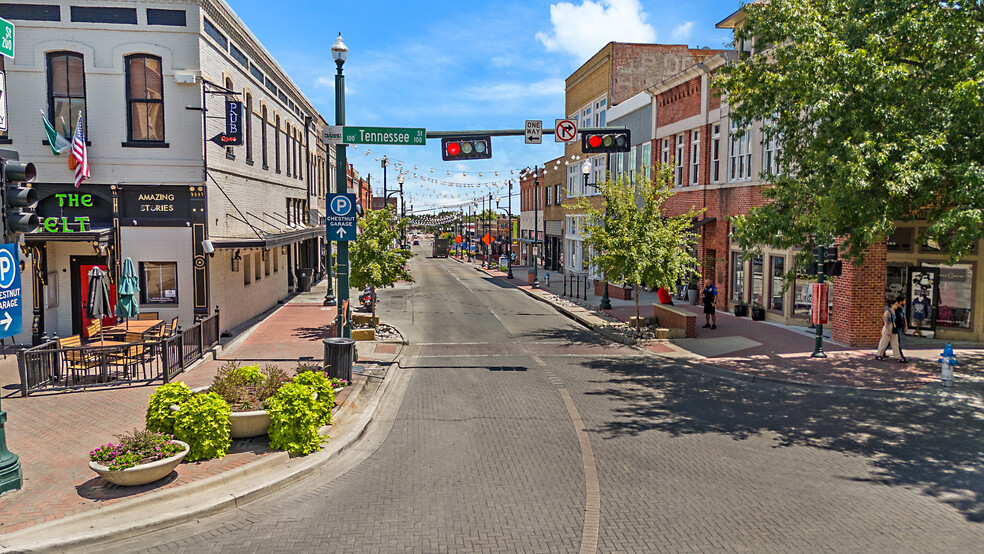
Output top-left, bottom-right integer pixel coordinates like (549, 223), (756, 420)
(99, 247), (984, 553)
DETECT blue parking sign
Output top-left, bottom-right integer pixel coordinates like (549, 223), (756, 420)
(326, 193), (357, 241)
(0, 243), (22, 338)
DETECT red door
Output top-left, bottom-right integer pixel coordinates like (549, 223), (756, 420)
(80, 263), (117, 338)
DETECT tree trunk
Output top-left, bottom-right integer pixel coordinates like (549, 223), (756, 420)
(634, 283), (641, 337)
(371, 285), (377, 328)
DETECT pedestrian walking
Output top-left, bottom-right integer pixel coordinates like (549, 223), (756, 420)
(701, 280), (717, 329)
(911, 290), (931, 337)
(894, 295), (908, 362)
(875, 297), (904, 361)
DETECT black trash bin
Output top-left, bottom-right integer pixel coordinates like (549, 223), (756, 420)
(297, 268), (313, 292)
(323, 337), (355, 381)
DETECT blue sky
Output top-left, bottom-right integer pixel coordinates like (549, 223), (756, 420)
(229, 0), (740, 213)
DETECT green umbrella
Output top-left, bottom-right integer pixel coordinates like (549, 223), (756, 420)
(115, 257), (140, 328)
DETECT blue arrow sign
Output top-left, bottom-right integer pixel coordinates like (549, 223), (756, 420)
(0, 244), (22, 338)
(326, 193), (357, 242)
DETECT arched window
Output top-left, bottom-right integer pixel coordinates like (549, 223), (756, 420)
(245, 93), (253, 163)
(125, 54), (164, 142)
(274, 115), (281, 173)
(46, 51), (87, 137)
(285, 122), (291, 177)
(261, 105), (268, 169)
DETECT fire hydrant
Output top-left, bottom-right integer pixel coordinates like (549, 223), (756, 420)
(937, 343), (957, 387)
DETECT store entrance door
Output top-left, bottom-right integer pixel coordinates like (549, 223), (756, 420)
(70, 256), (117, 338)
(908, 267), (939, 336)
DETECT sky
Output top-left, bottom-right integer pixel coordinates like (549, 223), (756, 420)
(228, 0), (740, 213)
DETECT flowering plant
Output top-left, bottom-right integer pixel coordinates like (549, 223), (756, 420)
(328, 377), (349, 389)
(89, 429), (184, 471)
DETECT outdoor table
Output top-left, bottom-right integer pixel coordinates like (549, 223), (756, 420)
(103, 319), (164, 338)
(84, 340), (132, 381)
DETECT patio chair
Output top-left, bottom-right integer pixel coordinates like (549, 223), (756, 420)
(110, 342), (147, 380)
(85, 319), (102, 341)
(58, 335), (99, 383)
(137, 312), (159, 321)
(168, 316), (179, 337)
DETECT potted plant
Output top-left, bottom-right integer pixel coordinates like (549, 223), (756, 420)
(147, 382), (232, 461)
(687, 276), (699, 305)
(734, 301), (749, 317)
(209, 363), (288, 438)
(750, 302), (766, 321)
(89, 429), (189, 486)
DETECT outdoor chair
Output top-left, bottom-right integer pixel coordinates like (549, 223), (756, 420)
(137, 312), (159, 321)
(168, 317), (179, 337)
(85, 319), (102, 341)
(58, 335), (99, 383)
(110, 342), (147, 380)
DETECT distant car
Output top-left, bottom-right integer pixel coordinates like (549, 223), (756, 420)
(412, 240), (420, 245)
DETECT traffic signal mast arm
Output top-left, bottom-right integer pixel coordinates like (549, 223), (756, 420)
(424, 127), (625, 139)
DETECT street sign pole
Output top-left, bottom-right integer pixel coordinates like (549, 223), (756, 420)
(333, 53), (351, 339)
(0, 155), (22, 492)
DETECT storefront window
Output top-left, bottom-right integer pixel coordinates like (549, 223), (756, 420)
(887, 228), (914, 252)
(794, 267), (812, 317)
(140, 262), (177, 304)
(751, 256), (764, 305)
(924, 264), (974, 329)
(886, 265), (908, 304)
(731, 251), (744, 302)
(770, 256), (784, 311)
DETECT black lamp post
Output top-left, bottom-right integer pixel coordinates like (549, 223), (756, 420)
(582, 160), (611, 310)
(331, 33), (352, 337)
(381, 156), (388, 205)
(398, 173), (405, 248)
(497, 181), (514, 279)
(532, 167), (540, 288)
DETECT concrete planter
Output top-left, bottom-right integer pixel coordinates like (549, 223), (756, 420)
(229, 409), (272, 438)
(352, 328), (375, 341)
(89, 440), (190, 486)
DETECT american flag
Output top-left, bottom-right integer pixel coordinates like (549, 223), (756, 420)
(72, 111), (89, 188)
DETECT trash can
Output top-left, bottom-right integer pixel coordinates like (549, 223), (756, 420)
(499, 255), (509, 271)
(323, 337), (355, 381)
(297, 268), (313, 292)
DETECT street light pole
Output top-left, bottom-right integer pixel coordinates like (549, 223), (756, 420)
(398, 173), (405, 248)
(331, 33), (351, 338)
(487, 193), (493, 268)
(381, 156), (388, 207)
(532, 166), (540, 288)
(323, 152), (335, 306)
(497, 186), (514, 279)
(582, 160), (612, 310)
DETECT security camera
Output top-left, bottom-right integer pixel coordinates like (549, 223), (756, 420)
(201, 239), (215, 256)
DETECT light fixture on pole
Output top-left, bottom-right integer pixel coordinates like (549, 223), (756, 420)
(330, 33), (352, 337)
(397, 173), (405, 248)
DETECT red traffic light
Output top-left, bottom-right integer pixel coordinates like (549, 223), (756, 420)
(588, 135), (602, 148)
(447, 142), (461, 156)
(581, 130), (631, 153)
(441, 136), (492, 161)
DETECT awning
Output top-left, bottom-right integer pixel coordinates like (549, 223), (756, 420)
(689, 217), (716, 231)
(25, 227), (114, 244)
(210, 226), (325, 250)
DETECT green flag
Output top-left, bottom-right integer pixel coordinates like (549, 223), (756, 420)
(41, 110), (71, 155)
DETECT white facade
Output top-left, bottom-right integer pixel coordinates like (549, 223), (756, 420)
(0, 0), (332, 344)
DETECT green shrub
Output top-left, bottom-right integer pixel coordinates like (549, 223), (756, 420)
(173, 392), (231, 461)
(292, 370), (336, 426)
(146, 382), (192, 435)
(210, 363), (287, 411)
(267, 382), (323, 455)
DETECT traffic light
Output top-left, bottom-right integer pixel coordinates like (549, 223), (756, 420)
(1, 160), (40, 238)
(442, 136), (492, 161)
(581, 129), (630, 153)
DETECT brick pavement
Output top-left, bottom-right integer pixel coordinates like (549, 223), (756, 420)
(464, 258), (984, 396)
(0, 292), (399, 536)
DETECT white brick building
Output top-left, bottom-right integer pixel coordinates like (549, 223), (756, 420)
(0, 0), (334, 344)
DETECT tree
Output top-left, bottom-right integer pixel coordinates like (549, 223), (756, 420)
(349, 207), (414, 327)
(716, 0), (984, 263)
(570, 167), (702, 334)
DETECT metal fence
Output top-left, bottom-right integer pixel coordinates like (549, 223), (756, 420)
(16, 310), (220, 397)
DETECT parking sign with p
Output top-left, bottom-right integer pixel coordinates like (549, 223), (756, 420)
(0, 243), (22, 337)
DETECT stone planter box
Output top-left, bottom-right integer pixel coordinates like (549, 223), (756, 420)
(352, 313), (379, 326)
(352, 328), (375, 341)
(89, 440), (190, 486)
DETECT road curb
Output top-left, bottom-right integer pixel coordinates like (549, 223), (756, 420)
(0, 331), (408, 553)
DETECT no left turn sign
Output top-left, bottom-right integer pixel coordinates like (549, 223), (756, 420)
(555, 119), (577, 142)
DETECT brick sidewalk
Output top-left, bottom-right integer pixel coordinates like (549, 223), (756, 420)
(461, 257), (984, 395)
(0, 295), (398, 535)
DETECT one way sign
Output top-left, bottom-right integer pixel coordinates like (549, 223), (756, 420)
(326, 193), (357, 241)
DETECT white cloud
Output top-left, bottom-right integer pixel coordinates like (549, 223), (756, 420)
(671, 21), (695, 41)
(536, 0), (657, 62)
(462, 78), (565, 102)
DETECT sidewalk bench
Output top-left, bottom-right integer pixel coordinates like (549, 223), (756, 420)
(652, 304), (697, 338)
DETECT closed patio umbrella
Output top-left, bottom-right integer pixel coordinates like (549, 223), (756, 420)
(115, 258), (140, 329)
(86, 267), (114, 344)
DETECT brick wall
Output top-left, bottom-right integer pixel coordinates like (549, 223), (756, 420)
(653, 304), (697, 338)
(832, 243), (886, 347)
(655, 77), (702, 126)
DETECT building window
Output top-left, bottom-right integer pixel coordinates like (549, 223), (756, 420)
(140, 262), (178, 305)
(661, 138), (670, 171)
(274, 115), (281, 173)
(230, 44), (248, 68)
(554, 184), (561, 204)
(245, 94), (253, 163)
(887, 227), (914, 252)
(731, 251), (744, 302)
(924, 263), (974, 329)
(243, 254), (251, 285)
(770, 256), (785, 311)
(629, 145), (637, 180)
(254, 252), (262, 282)
(264, 250), (271, 276)
(273, 247), (279, 272)
(641, 142), (651, 180)
(762, 119), (782, 176)
(690, 129), (700, 185)
(147, 8), (186, 27)
(751, 255), (764, 305)
(203, 17), (227, 50)
(261, 106), (269, 168)
(47, 52), (87, 138)
(794, 266), (812, 317)
(125, 54), (165, 143)
(675, 134), (685, 186)
(729, 123), (752, 181)
(285, 122), (291, 176)
(711, 124), (721, 183)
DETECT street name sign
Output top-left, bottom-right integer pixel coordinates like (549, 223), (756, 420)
(0, 18), (13, 59)
(0, 244), (22, 338)
(525, 120), (542, 144)
(555, 119), (577, 142)
(326, 193), (357, 241)
(322, 126), (425, 146)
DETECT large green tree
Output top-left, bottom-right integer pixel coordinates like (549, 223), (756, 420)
(570, 168), (702, 333)
(350, 207), (413, 327)
(716, 0), (984, 263)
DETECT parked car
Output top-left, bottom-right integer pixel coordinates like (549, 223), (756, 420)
(412, 239), (420, 245)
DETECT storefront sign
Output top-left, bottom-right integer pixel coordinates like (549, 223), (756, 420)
(120, 186), (194, 226)
(810, 282), (829, 325)
(34, 187), (112, 234)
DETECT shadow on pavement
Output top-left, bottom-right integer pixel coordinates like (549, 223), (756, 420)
(581, 355), (984, 522)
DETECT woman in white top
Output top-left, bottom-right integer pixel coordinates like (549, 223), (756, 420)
(875, 298), (903, 361)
